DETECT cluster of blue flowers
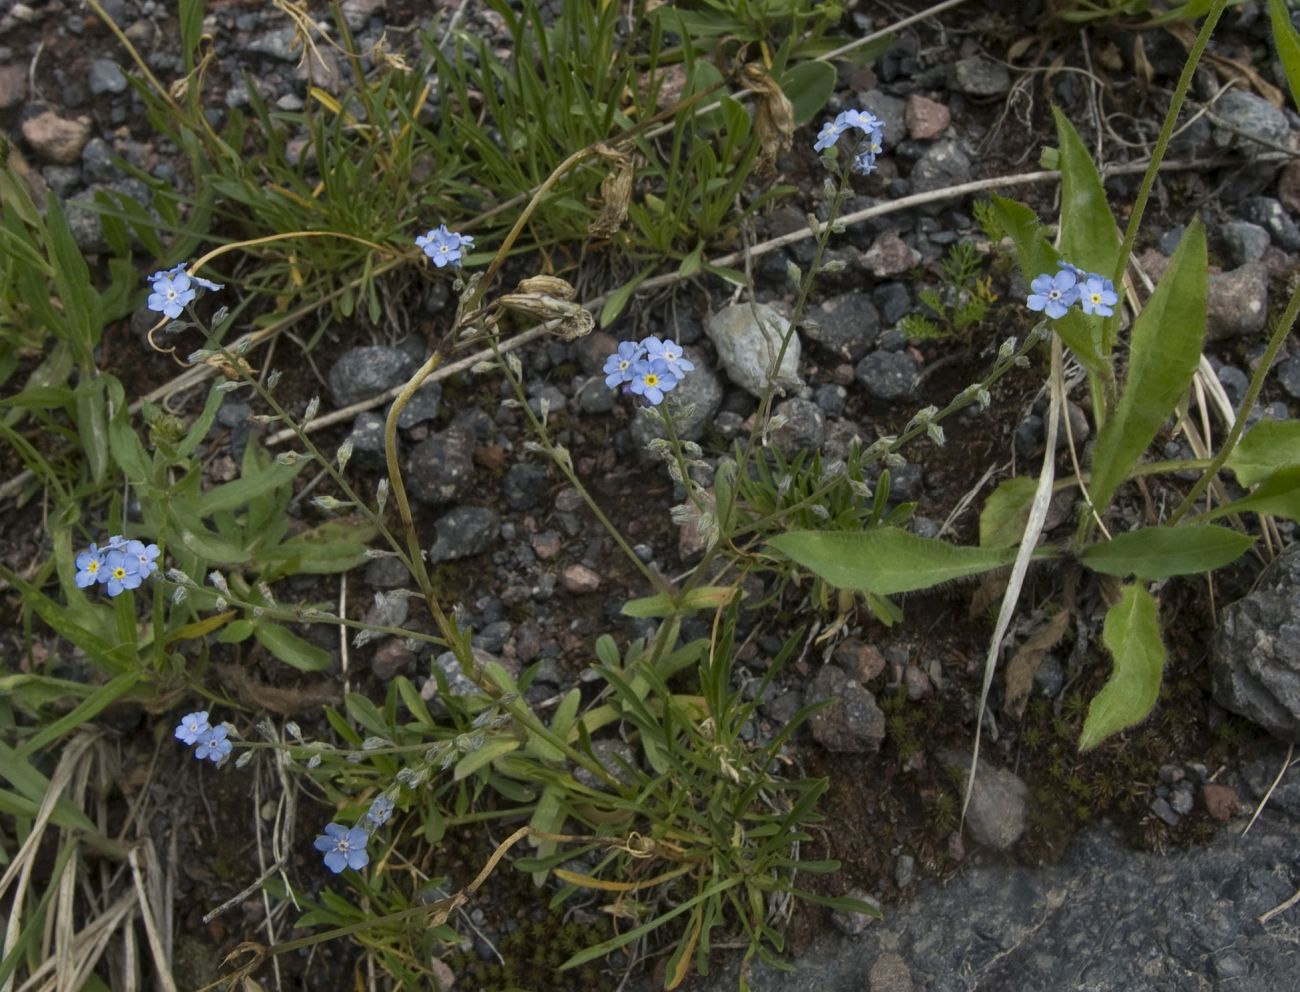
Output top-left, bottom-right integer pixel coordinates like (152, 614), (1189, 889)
(145, 263), (223, 319)
(1026, 260), (1119, 320)
(174, 711), (233, 763)
(603, 336), (695, 406)
(416, 224), (475, 268)
(813, 107), (884, 175)
(314, 793), (396, 873)
(74, 536), (160, 597)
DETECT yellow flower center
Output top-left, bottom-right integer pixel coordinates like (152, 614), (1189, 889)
(644, 373), (659, 387)
(112, 567), (126, 580)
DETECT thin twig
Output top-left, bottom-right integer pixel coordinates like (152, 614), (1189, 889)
(1241, 743), (1295, 839)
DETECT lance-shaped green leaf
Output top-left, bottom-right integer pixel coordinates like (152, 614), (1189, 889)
(1196, 465), (1300, 525)
(1053, 107), (1120, 279)
(1080, 584), (1165, 751)
(1088, 219), (1207, 515)
(979, 476), (1037, 548)
(769, 528), (1032, 595)
(254, 622), (332, 671)
(1081, 525), (1254, 581)
(1224, 419), (1300, 487)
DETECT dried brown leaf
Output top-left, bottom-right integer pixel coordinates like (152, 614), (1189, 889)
(1002, 609), (1070, 719)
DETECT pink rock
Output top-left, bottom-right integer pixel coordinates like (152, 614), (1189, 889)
(906, 94), (950, 140)
(560, 563), (601, 593)
(22, 110), (93, 164)
(864, 230), (921, 277)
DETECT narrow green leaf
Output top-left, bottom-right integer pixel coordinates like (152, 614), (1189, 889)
(769, 527), (1027, 595)
(74, 375), (109, 484)
(198, 459), (301, 516)
(1081, 525), (1254, 580)
(1224, 419), (1300, 487)
(1272, 0), (1300, 113)
(15, 671), (144, 759)
(1088, 219), (1207, 514)
(1080, 584), (1165, 750)
(599, 268), (652, 327)
(1198, 464), (1300, 524)
(453, 739), (521, 781)
(254, 623), (332, 671)
(979, 476), (1037, 548)
(1053, 107), (1120, 278)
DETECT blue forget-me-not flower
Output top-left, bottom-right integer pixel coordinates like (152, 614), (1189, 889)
(642, 337), (695, 380)
(1026, 269), (1080, 320)
(603, 340), (644, 388)
(416, 225), (475, 268)
(147, 269), (196, 319)
(361, 794), (395, 831)
(75, 537), (161, 597)
(194, 725), (232, 762)
(813, 107), (884, 175)
(1078, 276), (1119, 316)
(174, 711), (211, 746)
(315, 823), (371, 873)
(75, 543), (106, 588)
(629, 358), (678, 406)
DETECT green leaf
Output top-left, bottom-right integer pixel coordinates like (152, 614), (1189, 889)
(1081, 525), (1254, 580)
(1224, 419), (1300, 487)
(1198, 464), (1300, 524)
(1272, 0), (1300, 113)
(259, 519), (377, 577)
(254, 623), (332, 671)
(15, 671), (144, 759)
(453, 739), (521, 781)
(620, 586), (735, 618)
(1079, 584), (1165, 750)
(779, 60), (837, 125)
(1088, 219), (1207, 514)
(599, 267), (652, 327)
(1053, 106), (1120, 278)
(74, 375), (109, 484)
(979, 476), (1037, 548)
(769, 528), (1027, 595)
(198, 459), (302, 516)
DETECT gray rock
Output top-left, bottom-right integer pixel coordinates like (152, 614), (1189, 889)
(407, 427), (475, 505)
(89, 58), (127, 95)
(328, 346), (417, 407)
(813, 383), (847, 417)
(371, 640), (416, 680)
(951, 56), (1011, 96)
(576, 377), (615, 414)
(386, 380), (441, 429)
(630, 347), (723, 444)
(672, 818), (1300, 992)
(1244, 752), (1300, 817)
(66, 179), (150, 253)
(855, 350), (919, 404)
(1214, 363), (1250, 405)
(1221, 220), (1271, 267)
(704, 303), (801, 398)
(894, 854), (915, 890)
(761, 689), (803, 724)
(574, 738), (639, 790)
(829, 888), (880, 936)
(502, 461), (549, 511)
(344, 411), (387, 470)
(80, 137), (116, 183)
(941, 751), (1028, 851)
(1210, 545), (1300, 740)
(0, 64), (27, 110)
(428, 506), (499, 562)
(1206, 263), (1269, 341)
(1158, 225), (1185, 255)
(804, 291), (881, 361)
(874, 282), (911, 325)
(806, 665), (886, 754)
(1211, 89), (1291, 151)
(909, 139), (973, 197)
(424, 648), (493, 708)
(1277, 357), (1300, 400)
(1241, 197), (1300, 251)
(364, 554), (410, 590)
(247, 28), (299, 62)
(771, 398), (826, 455)
(857, 89), (906, 150)
(1150, 795), (1181, 826)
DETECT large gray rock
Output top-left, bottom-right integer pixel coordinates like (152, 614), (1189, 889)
(1210, 545), (1300, 740)
(806, 665), (885, 754)
(427, 506), (499, 562)
(941, 751), (1029, 852)
(406, 427), (475, 505)
(804, 291), (881, 361)
(328, 346), (417, 408)
(666, 817), (1300, 992)
(1211, 90), (1291, 152)
(704, 303), (802, 398)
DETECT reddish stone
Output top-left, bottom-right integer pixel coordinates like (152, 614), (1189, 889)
(1201, 783), (1238, 822)
(905, 94), (950, 140)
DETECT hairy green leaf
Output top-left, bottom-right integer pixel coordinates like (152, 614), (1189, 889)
(1224, 419), (1300, 487)
(254, 622), (332, 671)
(1198, 465), (1300, 524)
(979, 476), (1037, 548)
(1080, 584), (1165, 750)
(1081, 525), (1253, 580)
(769, 528), (1027, 595)
(780, 60), (836, 125)
(1053, 107), (1120, 278)
(1088, 219), (1207, 513)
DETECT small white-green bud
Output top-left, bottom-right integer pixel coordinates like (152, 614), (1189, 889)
(375, 478), (389, 513)
(506, 352), (523, 380)
(304, 396), (320, 422)
(266, 370), (283, 391)
(275, 450), (302, 465)
(337, 439), (353, 472)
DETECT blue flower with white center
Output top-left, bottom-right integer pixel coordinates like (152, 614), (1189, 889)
(75, 543), (105, 589)
(603, 340), (645, 389)
(124, 539), (161, 577)
(99, 548), (142, 597)
(175, 711), (211, 746)
(314, 823), (371, 874)
(629, 358), (678, 406)
(643, 337), (695, 379)
(147, 269), (196, 319)
(813, 118), (849, 152)
(813, 108), (885, 171)
(361, 794), (395, 831)
(416, 225), (475, 268)
(1078, 276), (1118, 316)
(1026, 269), (1079, 320)
(194, 725), (232, 763)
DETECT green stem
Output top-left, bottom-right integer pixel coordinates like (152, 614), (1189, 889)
(1105, 0), (1229, 356)
(1168, 276), (1300, 525)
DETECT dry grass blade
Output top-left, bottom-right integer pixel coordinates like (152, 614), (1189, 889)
(128, 846), (178, 992)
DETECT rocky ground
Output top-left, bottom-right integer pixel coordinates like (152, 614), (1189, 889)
(4, 0), (1300, 989)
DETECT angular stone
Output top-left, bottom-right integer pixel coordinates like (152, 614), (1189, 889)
(942, 751), (1029, 851)
(864, 230), (921, 277)
(905, 94), (950, 140)
(771, 397), (826, 455)
(630, 347), (723, 444)
(328, 346), (417, 407)
(560, 564), (601, 594)
(855, 350), (919, 404)
(804, 291), (881, 361)
(806, 665), (886, 754)
(952, 57), (1010, 96)
(704, 303), (801, 398)
(428, 506), (499, 562)
(407, 427), (475, 505)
